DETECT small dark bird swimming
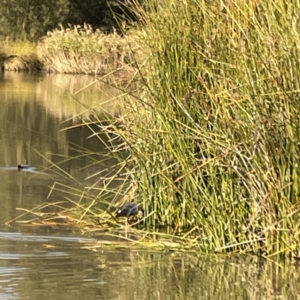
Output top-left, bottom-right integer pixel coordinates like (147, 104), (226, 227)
(18, 164), (30, 169)
(116, 202), (144, 218)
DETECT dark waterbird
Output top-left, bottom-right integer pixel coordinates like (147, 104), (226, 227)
(116, 203), (144, 231)
(116, 202), (144, 218)
(18, 163), (31, 169)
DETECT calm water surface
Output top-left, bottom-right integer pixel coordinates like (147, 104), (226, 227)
(0, 72), (299, 300)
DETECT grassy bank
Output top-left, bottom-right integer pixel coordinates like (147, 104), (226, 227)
(0, 39), (41, 71)
(1, 25), (146, 78)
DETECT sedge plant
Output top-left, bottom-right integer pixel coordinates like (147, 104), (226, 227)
(95, 0), (300, 257)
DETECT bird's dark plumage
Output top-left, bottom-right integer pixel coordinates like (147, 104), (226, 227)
(18, 164), (30, 169)
(116, 202), (144, 218)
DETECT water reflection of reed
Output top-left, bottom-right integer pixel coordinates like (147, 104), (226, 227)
(0, 72), (121, 223)
(94, 252), (300, 300)
(0, 77), (69, 221)
(0, 73), (123, 169)
(0, 74), (69, 167)
(0, 225), (294, 299)
(36, 74), (124, 120)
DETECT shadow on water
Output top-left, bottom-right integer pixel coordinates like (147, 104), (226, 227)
(0, 72), (299, 299)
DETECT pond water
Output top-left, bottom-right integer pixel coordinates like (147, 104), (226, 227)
(0, 72), (299, 300)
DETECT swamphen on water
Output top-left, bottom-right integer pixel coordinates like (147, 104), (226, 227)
(18, 159), (30, 169)
(18, 164), (30, 169)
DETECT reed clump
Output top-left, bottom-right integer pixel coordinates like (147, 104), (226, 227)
(37, 23), (146, 78)
(92, 0), (300, 257)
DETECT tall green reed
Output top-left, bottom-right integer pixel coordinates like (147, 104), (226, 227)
(106, 0), (300, 256)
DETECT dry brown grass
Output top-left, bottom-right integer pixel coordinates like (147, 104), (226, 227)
(37, 24), (148, 81)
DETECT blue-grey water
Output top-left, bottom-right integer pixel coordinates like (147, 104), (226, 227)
(0, 72), (298, 300)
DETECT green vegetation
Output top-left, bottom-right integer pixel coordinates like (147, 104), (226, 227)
(92, 0), (300, 257)
(0, 0), (76, 40)
(0, 0), (137, 41)
(10, 0), (300, 257)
